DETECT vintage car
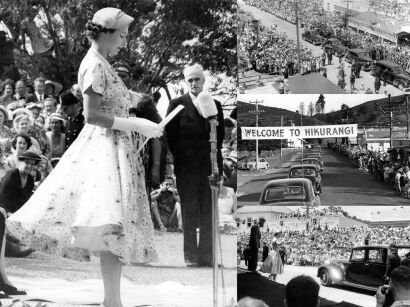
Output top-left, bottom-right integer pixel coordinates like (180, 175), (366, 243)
(301, 158), (323, 173)
(306, 154), (325, 172)
(301, 30), (325, 46)
(372, 60), (410, 91)
(259, 178), (320, 207)
(344, 49), (373, 71)
(246, 158), (269, 170)
(323, 38), (348, 57)
(289, 164), (322, 193)
(317, 245), (410, 291)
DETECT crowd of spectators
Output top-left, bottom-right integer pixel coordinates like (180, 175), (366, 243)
(330, 142), (410, 198)
(238, 221), (410, 267)
(0, 77), (85, 185)
(370, 0), (410, 22)
(238, 9), (324, 78)
(242, 0), (410, 75)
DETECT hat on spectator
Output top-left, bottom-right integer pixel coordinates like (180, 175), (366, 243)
(13, 114), (34, 130)
(92, 8), (134, 30)
(45, 80), (63, 94)
(49, 113), (66, 127)
(17, 151), (41, 163)
(26, 102), (42, 111)
(43, 97), (58, 106)
(60, 92), (78, 106)
(12, 108), (33, 120)
(225, 151), (237, 164)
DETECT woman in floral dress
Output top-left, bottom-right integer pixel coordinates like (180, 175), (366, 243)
(7, 7), (162, 307)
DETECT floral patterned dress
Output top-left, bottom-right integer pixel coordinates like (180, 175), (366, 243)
(7, 46), (157, 264)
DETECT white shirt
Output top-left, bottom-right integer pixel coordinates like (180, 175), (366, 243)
(35, 92), (44, 102)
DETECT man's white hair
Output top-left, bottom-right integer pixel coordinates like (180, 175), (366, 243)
(183, 63), (204, 80)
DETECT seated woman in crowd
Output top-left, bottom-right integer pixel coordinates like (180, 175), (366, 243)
(12, 114), (41, 155)
(6, 134), (43, 184)
(45, 113), (66, 164)
(0, 106), (14, 154)
(0, 79), (15, 108)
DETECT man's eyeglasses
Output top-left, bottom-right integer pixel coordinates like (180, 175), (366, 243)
(187, 77), (201, 83)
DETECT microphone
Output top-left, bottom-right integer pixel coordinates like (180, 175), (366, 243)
(197, 92), (217, 118)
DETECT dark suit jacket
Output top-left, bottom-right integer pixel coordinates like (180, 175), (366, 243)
(262, 245), (269, 262)
(165, 93), (224, 175)
(249, 223), (261, 251)
(385, 253), (401, 278)
(0, 169), (34, 213)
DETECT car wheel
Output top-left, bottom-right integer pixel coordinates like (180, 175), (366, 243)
(320, 270), (332, 286)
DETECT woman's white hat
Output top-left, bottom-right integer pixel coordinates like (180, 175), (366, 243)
(92, 7), (134, 29)
(49, 113), (67, 127)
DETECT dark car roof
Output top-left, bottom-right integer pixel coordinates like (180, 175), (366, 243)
(290, 164), (317, 170)
(259, 178), (315, 205)
(376, 60), (403, 68)
(261, 178), (312, 187)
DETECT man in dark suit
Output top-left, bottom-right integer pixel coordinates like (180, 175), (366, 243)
(385, 243), (401, 281)
(165, 64), (224, 267)
(248, 219), (261, 271)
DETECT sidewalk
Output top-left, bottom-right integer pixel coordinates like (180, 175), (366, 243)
(0, 233), (237, 306)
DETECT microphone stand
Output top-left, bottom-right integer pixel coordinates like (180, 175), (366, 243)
(208, 117), (223, 307)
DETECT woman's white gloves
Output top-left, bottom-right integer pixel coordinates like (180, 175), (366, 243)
(111, 116), (163, 138)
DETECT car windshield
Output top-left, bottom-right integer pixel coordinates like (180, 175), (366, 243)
(291, 168), (316, 176)
(310, 31), (319, 36)
(264, 186), (306, 202)
(302, 160), (316, 164)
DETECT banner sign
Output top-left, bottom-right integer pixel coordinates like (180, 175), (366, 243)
(241, 124), (358, 140)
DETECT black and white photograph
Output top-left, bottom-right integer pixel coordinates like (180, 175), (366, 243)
(238, 0), (410, 95)
(237, 93), (410, 307)
(0, 0), (237, 306)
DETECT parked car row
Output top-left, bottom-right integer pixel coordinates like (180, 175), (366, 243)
(301, 29), (410, 91)
(259, 145), (325, 207)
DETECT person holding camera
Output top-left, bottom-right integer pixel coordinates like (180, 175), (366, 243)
(150, 176), (182, 232)
(376, 265), (410, 307)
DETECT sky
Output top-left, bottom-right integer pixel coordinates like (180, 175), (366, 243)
(238, 94), (387, 114)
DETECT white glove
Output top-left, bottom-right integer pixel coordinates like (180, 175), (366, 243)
(111, 116), (163, 138)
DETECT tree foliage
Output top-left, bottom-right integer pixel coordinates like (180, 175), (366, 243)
(0, 0), (236, 95)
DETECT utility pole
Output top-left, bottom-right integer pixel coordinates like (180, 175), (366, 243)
(376, 94), (393, 149)
(389, 94), (392, 149)
(295, 1), (302, 75)
(249, 100), (264, 170)
(280, 115), (284, 158)
(342, 0), (353, 28)
(407, 95), (409, 138)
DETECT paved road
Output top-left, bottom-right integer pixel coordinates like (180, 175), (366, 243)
(239, 0), (405, 96)
(238, 263), (375, 307)
(238, 148), (409, 206)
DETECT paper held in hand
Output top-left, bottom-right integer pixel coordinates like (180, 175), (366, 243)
(137, 104), (185, 152)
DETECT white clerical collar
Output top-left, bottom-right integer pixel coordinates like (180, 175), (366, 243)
(189, 92), (202, 115)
